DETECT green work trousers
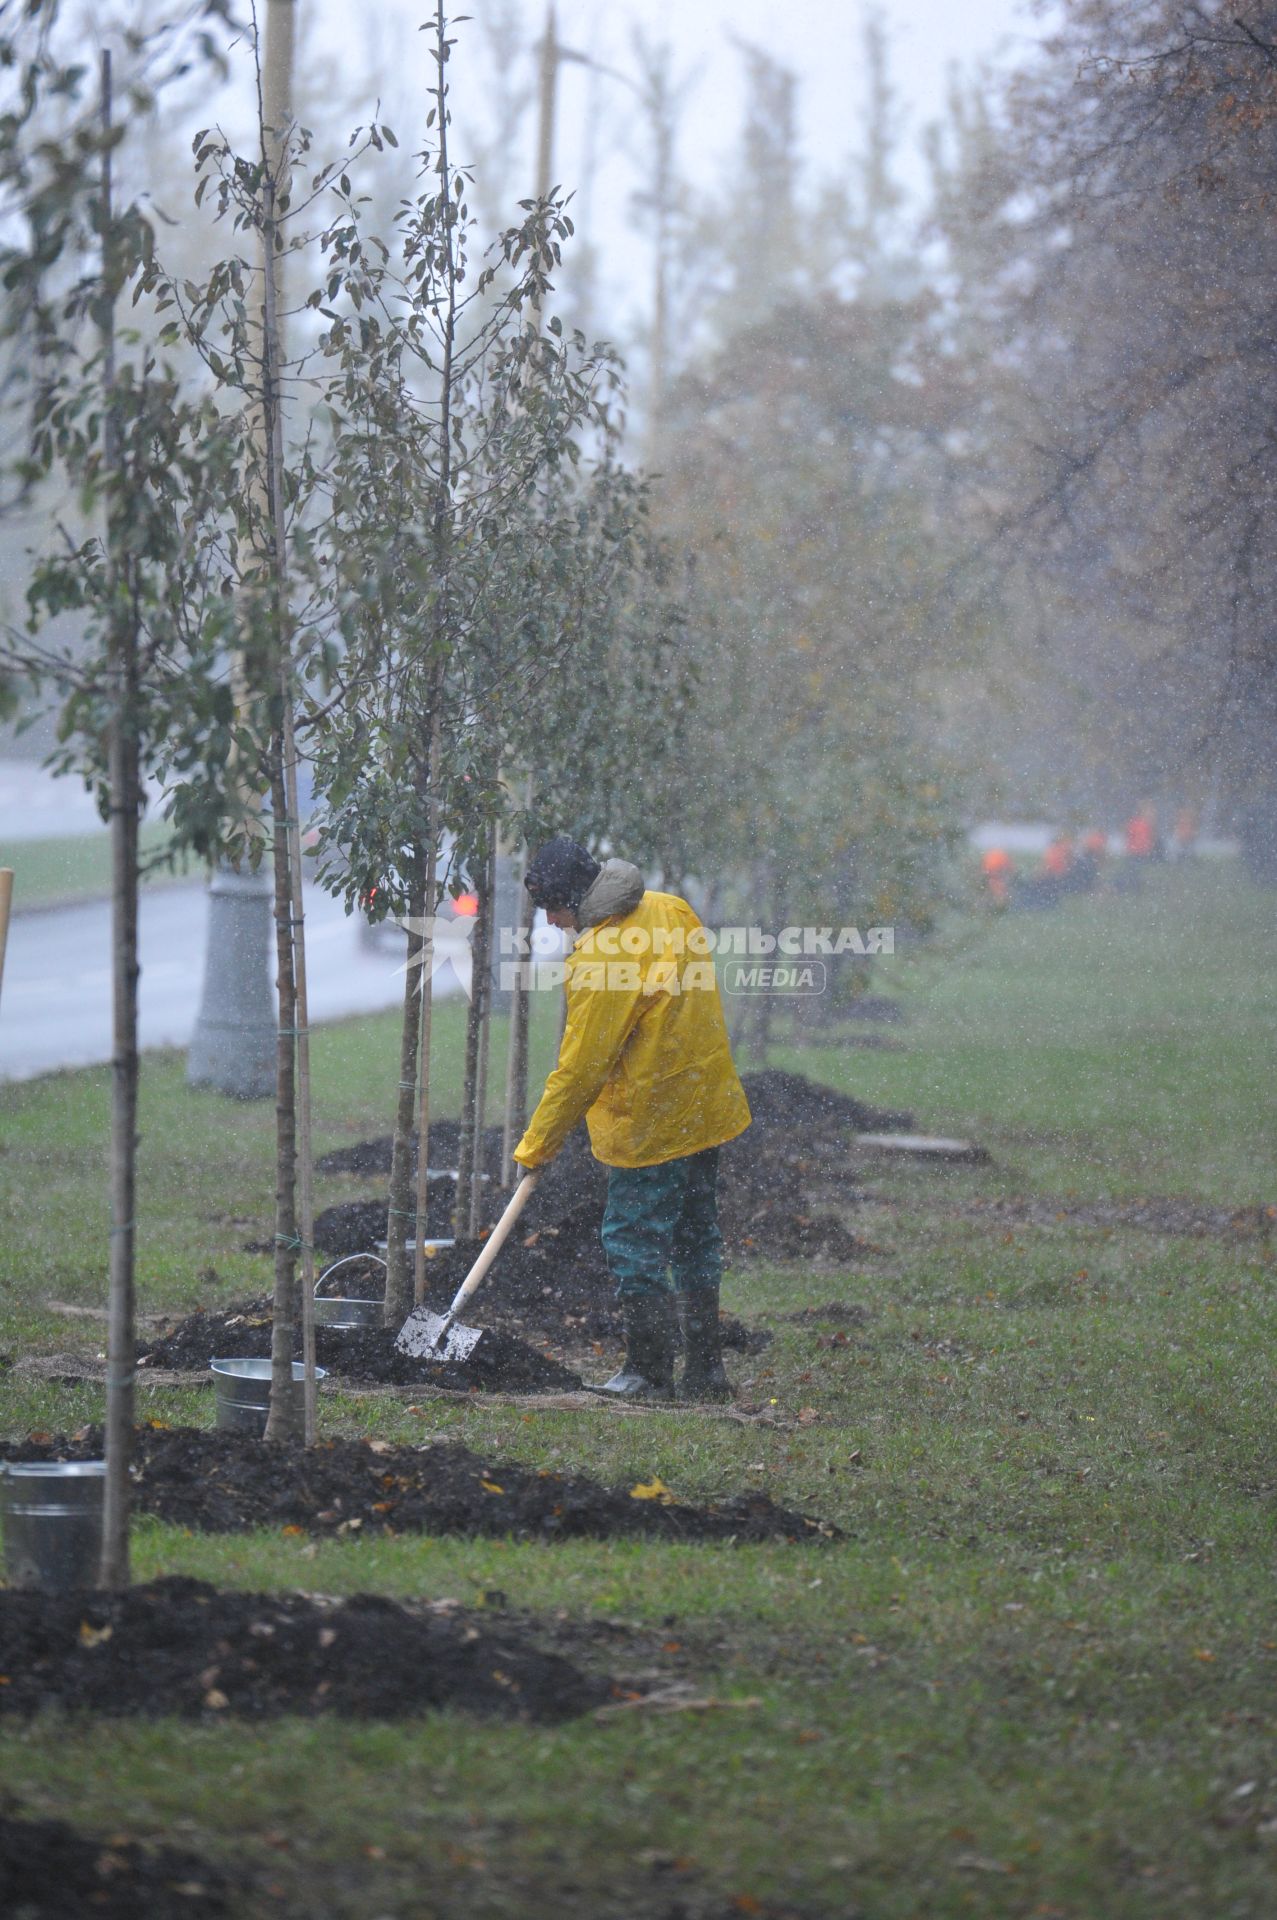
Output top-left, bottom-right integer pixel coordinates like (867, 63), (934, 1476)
(601, 1146), (723, 1300)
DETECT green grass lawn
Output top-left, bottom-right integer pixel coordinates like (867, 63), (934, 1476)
(1, 863), (1275, 1919)
(0, 821), (187, 909)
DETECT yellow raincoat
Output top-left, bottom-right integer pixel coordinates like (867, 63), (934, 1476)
(514, 887), (751, 1170)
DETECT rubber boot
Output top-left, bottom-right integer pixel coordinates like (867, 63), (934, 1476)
(678, 1285), (734, 1402)
(595, 1289), (677, 1397)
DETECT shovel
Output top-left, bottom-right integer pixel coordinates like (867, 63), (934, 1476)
(394, 1172), (539, 1363)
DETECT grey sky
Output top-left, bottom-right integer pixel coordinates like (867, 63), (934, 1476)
(310, 0), (1049, 348)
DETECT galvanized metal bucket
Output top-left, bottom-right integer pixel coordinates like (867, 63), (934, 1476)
(0, 1459), (105, 1591)
(314, 1254), (386, 1330)
(210, 1358), (327, 1436)
(374, 1236), (457, 1258)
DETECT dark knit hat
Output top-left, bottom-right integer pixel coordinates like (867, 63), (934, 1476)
(524, 836), (601, 911)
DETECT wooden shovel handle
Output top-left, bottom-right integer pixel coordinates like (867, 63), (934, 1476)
(442, 1172), (539, 1324)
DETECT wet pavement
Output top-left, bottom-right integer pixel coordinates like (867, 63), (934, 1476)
(0, 882), (468, 1082)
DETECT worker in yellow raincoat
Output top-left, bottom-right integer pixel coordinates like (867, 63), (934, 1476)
(514, 836), (751, 1399)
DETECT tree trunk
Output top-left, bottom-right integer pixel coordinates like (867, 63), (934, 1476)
(257, 0), (302, 1441)
(500, 872), (536, 1186)
(429, 0), (466, 1238)
(0, 868), (13, 1005)
(411, 815), (441, 1306)
(264, 743), (300, 1441)
(102, 640), (139, 1586)
(280, 696), (316, 1439)
(384, 855), (427, 1326)
(467, 836), (495, 1234)
(454, 831), (491, 1236)
(99, 49), (139, 1591)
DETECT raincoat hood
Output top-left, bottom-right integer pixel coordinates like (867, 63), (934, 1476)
(576, 858), (646, 931)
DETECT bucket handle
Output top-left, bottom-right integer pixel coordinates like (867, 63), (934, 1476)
(315, 1252), (387, 1296)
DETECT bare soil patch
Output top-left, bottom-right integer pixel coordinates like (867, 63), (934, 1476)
(139, 1307), (583, 1393)
(1, 1427), (839, 1545)
(292, 1068), (894, 1376)
(0, 1575), (608, 1722)
(0, 1810), (235, 1919)
(140, 1257), (772, 1385)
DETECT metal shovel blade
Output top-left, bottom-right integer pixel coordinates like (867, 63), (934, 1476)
(395, 1305), (484, 1364)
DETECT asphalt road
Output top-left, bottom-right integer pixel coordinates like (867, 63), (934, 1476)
(0, 882), (469, 1084)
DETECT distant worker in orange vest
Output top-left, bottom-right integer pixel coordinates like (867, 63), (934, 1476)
(980, 846), (1012, 908)
(1125, 805), (1158, 860)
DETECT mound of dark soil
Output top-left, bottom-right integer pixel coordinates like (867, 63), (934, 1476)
(0, 1574), (606, 1722)
(282, 1067), (898, 1367)
(314, 1072), (910, 1183)
(316, 1119), (503, 1181)
(313, 1142), (871, 1286)
(310, 1069), (906, 1267)
(4, 1427), (839, 1546)
(139, 1269), (769, 1374)
(740, 1067), (911, 1134)
(0, 1811), (234, 1920)
(322, 1324), (582, 1392)
(314, 1173), (457, 1253)
(138, 1305), (582, 1393)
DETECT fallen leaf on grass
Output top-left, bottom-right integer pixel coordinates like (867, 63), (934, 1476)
(596, 1687), (762, 1719)
(630, 1477), (675, 1503)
